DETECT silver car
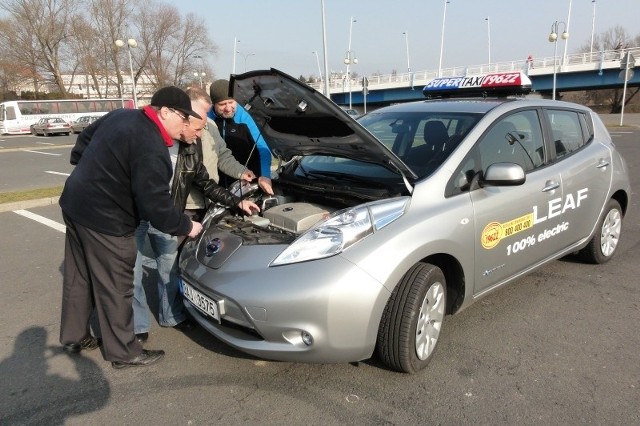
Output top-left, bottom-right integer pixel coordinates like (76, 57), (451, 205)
(70, 115), (99, 134)
(179, 69), (630, 373)
(30, 117), (71, 136)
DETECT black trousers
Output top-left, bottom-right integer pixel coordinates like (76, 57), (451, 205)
(60, 212), (142, 362)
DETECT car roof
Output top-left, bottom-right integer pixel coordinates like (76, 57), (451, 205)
(376, 98), (513, 115)
(377, 96), (592, 115)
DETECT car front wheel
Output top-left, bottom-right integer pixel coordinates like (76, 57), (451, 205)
(376, 262), (446, 373)
(579, 199), (623, 264)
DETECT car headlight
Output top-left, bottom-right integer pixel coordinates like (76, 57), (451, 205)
(270, 197), (409, 266)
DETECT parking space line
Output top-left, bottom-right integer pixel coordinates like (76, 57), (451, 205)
(45, 171), (70, 176)
(13, 209), (66, 233)
(23, 150), (62, 156)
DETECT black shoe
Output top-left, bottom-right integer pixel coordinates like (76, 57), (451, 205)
(174, 319), (195, 331)
(136, 332), (149, 343)
(63, 336), (102, 354)
(111, 349), (165, 369)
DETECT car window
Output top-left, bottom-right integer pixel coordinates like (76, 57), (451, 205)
(477, 110), (545, 173)
(544, 109), (589, 158)
(6, 106), (17, 120)
(447, 110), (545, 197)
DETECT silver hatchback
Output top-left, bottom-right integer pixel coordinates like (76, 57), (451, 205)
(179, 69), (630, 373)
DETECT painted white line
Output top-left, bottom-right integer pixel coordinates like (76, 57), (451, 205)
(45, 171), (70, 176)
(23, 150), (61, 156)
(36, 141), (55, 145)
(13, 209), (66, 233)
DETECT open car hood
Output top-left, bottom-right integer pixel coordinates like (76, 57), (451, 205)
(230, 69), (417, 179)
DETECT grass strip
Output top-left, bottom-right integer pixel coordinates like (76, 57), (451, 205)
(0, 186), (64, 204)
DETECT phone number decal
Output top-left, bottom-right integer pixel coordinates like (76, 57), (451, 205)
(481, 213), (534, 249)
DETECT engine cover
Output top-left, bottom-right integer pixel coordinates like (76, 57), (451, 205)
(263, 202), (330, 233)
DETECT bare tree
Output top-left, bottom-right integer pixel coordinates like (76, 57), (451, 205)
(0, 16), (46, 97)
(0, 0), (80, 95)
(169, 12), (217, 88)
(130, 1), (216, 94)
(89, 0), (135, 98)
(132, 1), (180, 90)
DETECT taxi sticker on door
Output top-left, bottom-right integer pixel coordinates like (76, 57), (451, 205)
(481, 213), (534, 249)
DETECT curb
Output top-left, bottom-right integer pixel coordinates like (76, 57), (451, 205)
(0, 196), (60, 213)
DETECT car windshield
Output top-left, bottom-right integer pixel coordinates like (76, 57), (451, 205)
(358, 110), (482, 179)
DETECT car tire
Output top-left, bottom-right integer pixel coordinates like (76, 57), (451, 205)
(31, 128), (36, 135)
(376, 262), (446, 373)
(578, 199), (623, 264)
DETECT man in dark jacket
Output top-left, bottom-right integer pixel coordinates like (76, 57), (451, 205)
(132, 89), (259, 342)
(59, 86), (204, 369)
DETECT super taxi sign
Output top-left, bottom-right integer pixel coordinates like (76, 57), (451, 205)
(423, 72), (532, 98)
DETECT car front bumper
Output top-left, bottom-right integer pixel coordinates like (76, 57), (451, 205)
(179, 242), (390, 364)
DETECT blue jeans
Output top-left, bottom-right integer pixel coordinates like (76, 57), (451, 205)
(132, 221), (186, 333)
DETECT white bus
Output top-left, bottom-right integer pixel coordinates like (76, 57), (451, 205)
(0, 98), (135, 134)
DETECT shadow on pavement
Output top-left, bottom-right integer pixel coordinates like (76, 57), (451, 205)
(0, 326), (110, 425)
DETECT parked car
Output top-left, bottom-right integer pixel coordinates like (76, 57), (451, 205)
(70, 115), (99, 134)
(179, 69), (630, 373)
(30, 117), (71, 136)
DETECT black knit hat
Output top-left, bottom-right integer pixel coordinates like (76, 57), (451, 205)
(150, 86), (202, 119)
(209, 79), (232, 104)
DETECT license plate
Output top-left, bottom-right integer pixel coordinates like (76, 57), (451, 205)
(183, 281), (220, 322)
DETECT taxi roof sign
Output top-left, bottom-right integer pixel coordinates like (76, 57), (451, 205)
(423, 72), (532, 98)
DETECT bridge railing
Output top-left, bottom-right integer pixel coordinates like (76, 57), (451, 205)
(311, 46), (640, 94)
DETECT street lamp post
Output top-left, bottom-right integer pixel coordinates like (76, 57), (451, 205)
(312, 51), (323, 92)
(344, 16), (357, 109)
(438, 0), (450, 77)
(402, 31), (410, 73)
(194, 71), (206, 88)
(193, 55), (206, 88)
(238, 52), (255, 72)
(115, 38), (138, 108)
(485, 16), (491, 68)
(320, 0), (330, 97)
(232, 37), (239, 74)
(590, 0), (597, 61)
(562, 0), (573, 67)
(548, 21), (569, 100)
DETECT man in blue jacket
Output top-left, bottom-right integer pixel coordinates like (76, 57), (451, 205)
(208, 79), (273, 195)
(59, 86), (203, 369)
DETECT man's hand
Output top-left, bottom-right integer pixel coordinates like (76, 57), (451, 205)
(258, 176), (274, 195)
(237, 200), (260, 216)
(188, 220), (203, 238)
(240, 170), (256, 182)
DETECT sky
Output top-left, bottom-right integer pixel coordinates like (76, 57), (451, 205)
(178, 0), (639, 81)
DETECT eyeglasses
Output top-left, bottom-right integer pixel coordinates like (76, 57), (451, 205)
(168, 108), (189, 122)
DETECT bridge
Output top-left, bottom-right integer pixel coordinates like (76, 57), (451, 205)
(316, 46), (640, 108)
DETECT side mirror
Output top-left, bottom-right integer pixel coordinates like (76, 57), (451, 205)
(481, 162), (525, 186)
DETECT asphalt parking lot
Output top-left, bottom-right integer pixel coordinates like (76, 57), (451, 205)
(0, 123), (639, 425)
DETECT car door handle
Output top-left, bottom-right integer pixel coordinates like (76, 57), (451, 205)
(542, 181), (560, 192)
(596, 158), (610, 169)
